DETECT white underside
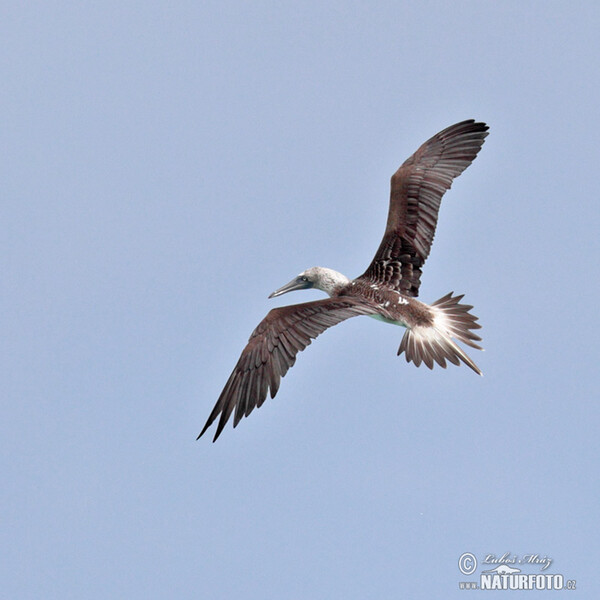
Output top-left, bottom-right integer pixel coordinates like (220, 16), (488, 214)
(369, 314), (408, 328)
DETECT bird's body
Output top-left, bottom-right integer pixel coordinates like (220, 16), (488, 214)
(294, 268), (429, 329)
(200, 120), (489, 441)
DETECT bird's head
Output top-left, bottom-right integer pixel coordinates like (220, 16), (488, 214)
(268, 267), (350, 298)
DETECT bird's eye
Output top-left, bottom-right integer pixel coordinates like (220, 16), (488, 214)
(301, 276), (308, 282)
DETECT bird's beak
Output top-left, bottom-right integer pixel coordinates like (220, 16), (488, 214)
(268, 277), (312, 298)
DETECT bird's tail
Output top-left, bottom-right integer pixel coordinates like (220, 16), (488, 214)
(398, 292), (483, 375)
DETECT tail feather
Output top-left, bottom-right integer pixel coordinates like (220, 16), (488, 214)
(398, 292), (483, 375)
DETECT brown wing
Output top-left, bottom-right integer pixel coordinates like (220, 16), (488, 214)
(360, 120), (489, 297)
(198, 297), (379, 441)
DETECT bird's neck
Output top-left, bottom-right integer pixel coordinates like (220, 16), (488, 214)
(315, 268), (351, 297)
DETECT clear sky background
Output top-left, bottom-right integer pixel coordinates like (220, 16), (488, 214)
(2, 2), (599, 598)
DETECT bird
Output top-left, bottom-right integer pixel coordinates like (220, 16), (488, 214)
(199, 119), (488, 441)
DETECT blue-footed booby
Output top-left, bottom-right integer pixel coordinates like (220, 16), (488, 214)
(200, 119), (488, 441)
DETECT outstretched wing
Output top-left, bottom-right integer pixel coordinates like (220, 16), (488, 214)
(199, 297), (379, 441)
(360, 119), (489, 297)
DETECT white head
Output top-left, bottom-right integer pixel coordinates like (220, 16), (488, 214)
(268, 266), (350, 298)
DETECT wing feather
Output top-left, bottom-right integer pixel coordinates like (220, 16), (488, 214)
(360, 119), (488, 296)
(198, 297), (378, 441)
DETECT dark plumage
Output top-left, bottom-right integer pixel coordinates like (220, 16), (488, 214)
(200, 120), (488, 441)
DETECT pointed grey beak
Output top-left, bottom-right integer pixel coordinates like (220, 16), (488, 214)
(268, 276), (313, 298)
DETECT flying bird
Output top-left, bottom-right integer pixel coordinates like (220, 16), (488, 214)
(200, 119), (488, 441)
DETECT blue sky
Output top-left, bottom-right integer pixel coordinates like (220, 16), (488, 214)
(2, 2), (599, 598)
